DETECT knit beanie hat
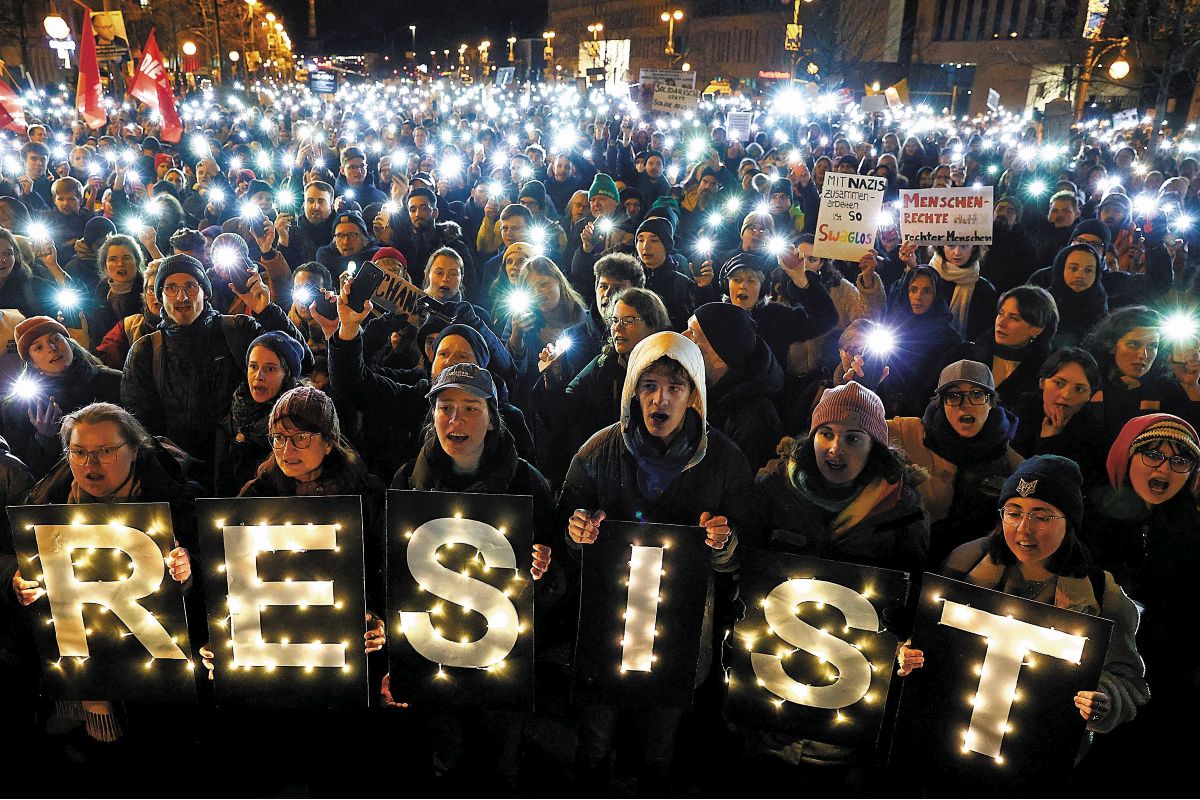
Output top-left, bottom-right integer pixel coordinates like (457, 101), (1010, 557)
(248, 331), (304, 379)
(503, 241), (534, 266)
(82, 216), (116, 249)
(154, 254), (213, 300)
(619, 187), (644, 207)
(741, 211), (775, 234)
(999, 454), (1085, 532)
(693, 302), (757, 365)
(246, 179), (274, 198)
(636, 217), (675, 253)
(518, 180), (548, 207)
(331, 210), (371, 236)
(1098, 190), (1131, 214)
(269, 385), (341, 442)
(588, 173), (620, 203)
(809, 380), (888, 447)
(1105, 413), (1200, 487)
(768, 178), (793, 201)
(371, 246), (408, 268)
(15, 316), (70, 361)
(417, 317), (451, 352)
(643, 202), (679, 231)
(1071, 218), (1113, 252)
(719, 251), (770, 285)
(995, 194), (1023, 216)
(435, 323), (490, 368)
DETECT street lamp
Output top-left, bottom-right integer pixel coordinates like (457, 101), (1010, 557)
(409, 25), (416, 60)
(43, 15), (70, 39)
(660, 10), (683, 57)
(182, 41), (197, 56)
(1074, 35), (1131, 121)
(507, 36), (517, 62)
(587, 22), (604, 40)
(806, 62), (820, 75)
(1108, 56), (1131, 80)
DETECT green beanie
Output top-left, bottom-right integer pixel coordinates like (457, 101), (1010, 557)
(588, 173), (620, 203)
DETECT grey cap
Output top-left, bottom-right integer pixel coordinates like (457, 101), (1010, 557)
(936, 359), (995, 394)
(426, 362), (498, 402)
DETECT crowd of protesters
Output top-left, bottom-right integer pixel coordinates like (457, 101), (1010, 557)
(0, 79), (1196, 795)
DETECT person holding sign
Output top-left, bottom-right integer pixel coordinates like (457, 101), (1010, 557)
(899, 456), (1148, 743)
(559, 331), (756, 795)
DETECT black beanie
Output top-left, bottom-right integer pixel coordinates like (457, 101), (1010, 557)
(1070, 218), (1113, 253)
(155, 254), (213, 300)
(719, 251), (770, 285)
(694, 302), (758, 366)
(768, 178), (793, 201)
(999, 455), (1085, 533)
(518, 181), (548, 208)
(436, 323), (490, 368)
(246, 179), (274, 198)
(636, 216), (675, 253)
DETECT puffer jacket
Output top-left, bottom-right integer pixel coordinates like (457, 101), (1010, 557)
(391, 221), (477, 299)
(943, 537), (1149, 736)
(706, 338), (786, 472)
(120, 304), (311, 468)
(1, 350), (122, 477)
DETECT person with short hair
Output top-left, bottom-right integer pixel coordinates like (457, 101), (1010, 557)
(47, 176), (94, 255)
(1012, 348), (1102, 476)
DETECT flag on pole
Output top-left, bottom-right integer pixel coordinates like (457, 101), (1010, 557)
(0, 80), (27, 134)
(76, 10), (107, 129)
(129, 29), (183, 142)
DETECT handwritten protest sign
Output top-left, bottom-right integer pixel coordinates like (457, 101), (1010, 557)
(812, 173), (888, 261)
(651, 83), (698, 114)
(899, 187), (993, 245)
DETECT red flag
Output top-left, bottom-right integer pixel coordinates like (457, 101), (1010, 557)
(129, 29), (182, 143)
(0, 80), (27, 134)
(76, 10), (107, 129)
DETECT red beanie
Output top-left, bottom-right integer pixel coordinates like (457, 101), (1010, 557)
(1106, 413), (1200, 487)
(15, 316), (70, 362)
(371, 247), (408, 268)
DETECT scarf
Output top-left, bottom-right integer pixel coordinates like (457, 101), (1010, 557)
(1050, 264), (1108, 337)
(921, 398), (1015, 467)
(228, 382), (280, 444)
(627, 409), (703, 500)
(930, 252), (980, 335)
(409, 429), (520, 493)
(788, 459), (903, 536)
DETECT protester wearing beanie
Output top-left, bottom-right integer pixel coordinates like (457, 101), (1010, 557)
(766, 177), (804, 241)
(928, 453), (1148, 739)
(63, 216), (117, 284)
(3, 316), (122, 477)
(634, 215), (697, 332)
(980, 194), (1040, 295)
(566, 172), (627, 300)
(517, 179), (568, 259)
(688, 303), (784, 470)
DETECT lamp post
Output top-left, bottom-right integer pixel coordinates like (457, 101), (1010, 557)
(479, 40), (491, 78)
(660, 10), (683, 57)
(542, 31), (555, 80)
(587, 22), (603, 40)
(409, 25), (417, 65)
(507, 36), (517, 63)
(244, 0), (257, 62)
(1074, 36), (1131, 122)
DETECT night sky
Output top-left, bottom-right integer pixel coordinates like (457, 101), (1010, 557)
(272, 0), (550, 57)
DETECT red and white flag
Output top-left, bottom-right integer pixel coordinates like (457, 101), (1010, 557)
(129, 29), (183, 143)
(76, 10), (107, 129)
(0, 80), (26, 134)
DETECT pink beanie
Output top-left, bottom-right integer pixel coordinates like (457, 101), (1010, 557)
(810, 381), (888, 447)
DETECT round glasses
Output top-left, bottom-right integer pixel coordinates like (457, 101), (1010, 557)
(1137, 448), (1198, 474)
(268, 431), (319, 450)
(999, 507), (1064, 529)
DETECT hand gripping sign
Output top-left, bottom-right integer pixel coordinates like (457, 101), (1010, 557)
(196, 496), (370, 709)
(8, 503), (197, 703)
(386, 490), (536, 712)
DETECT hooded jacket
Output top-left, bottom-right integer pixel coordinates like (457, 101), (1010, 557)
(883, 269), (965, 416)
(391, 220), (477, 300)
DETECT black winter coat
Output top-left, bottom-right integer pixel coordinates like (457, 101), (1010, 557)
(751, 279), (839, 368)
(706, 339), (785, 472)
(120, 305), (311, 467)
(942, 335), (1051, 412)
(642, 262), (697, 332)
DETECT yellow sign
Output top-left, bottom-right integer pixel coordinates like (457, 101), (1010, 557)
(785, 23), (803, 51)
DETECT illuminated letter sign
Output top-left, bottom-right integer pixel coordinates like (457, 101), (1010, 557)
(725, 550), (908, 747)
(387, 491), (536, 711)
(197, 496), (369, 709)
(893, 574), (1113, 792)
(572, 520), (710, 708)
(8, 503), (197, 703)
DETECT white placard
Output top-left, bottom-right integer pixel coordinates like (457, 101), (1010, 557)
(899, 186), (994, 245)
(812, 173), (888, 261)
(651, 82), (698, 114)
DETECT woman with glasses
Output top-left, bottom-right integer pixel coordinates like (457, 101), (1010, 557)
(1, 315), (122, 478)
(888, 360), (1023, 562)
(1082, 414), (1199, 782)
(898, 455), (1148, 780)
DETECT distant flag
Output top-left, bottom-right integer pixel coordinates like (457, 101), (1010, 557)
(129, 29), (182, 142)
(0, 80), (26, 134)
(76, 10), (107, 129)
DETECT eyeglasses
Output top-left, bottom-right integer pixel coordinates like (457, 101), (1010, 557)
(744, 225), (768, 234)
(609, 315), (644, 329)
(0, 249), (16, 262)
(66, 442), (128, 465)
(163, 282), (201, 297)
(942, 389), (991, 406)
(268, 431), (319, 450)
(999, 507), (1065, 528)
(333, 232), (363, 241)
(1138, 448), (1198, 474)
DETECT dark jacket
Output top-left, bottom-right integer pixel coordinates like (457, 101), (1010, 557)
(980, 222), (1039, 295)
(1010, 390), (1105, 481)
(706, 339), (786, 472)
(120, 304), (311, 468)
(643, 262), (698, 332)
(282, 214), (335, 267)
(565, 350), (626, 453)
(0, 269), (53, 319)
(391, 221), (476, 300)
(314, 243), (381, 282)
(0, 436), (35, 702)
(883, 271), (965, 416)
(751, 279), (839, 368)
(83, 273), (145, 354)
(1081, 375), (1199, 454)
(942, 335), (1051, 412)
(1, 351), (122, 478)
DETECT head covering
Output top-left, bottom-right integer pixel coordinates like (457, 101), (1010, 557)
(1098, 190), (1131, 215)
(694, 302), (758, 365)
(1048, 243), (1108, 336)
(371, 246), (408, 267)
(503, 241), (534, 266)
(141, 136), (161, 153)
(269, 385), (341, 442)
(741, 211), (774, 234)
(809, 381), (888, 447)
(999, 455), (1085, 532)
(936, 359), (995, 394)
(417, 317), (451, 352)
(836, 154), (859, 170)
(82, 216), (116, 249)
(518, 180), (547, 207)
(212, 231), (250, 258)
(15, 316), (69, 361)
(340, 146), (366, 163)
(719, 251), (770, 285)
(619, 187), (644, 206)
(1159, 176), (1190, 199)
(435, 323), (490, 368)
(331, 210), (370, 236)
(588, 173), (620, 203)
(1071, 218), (1113, 253)
(697, 164), (721, 183)
(248, 331), (304, 379)
(426, 361), (497, 401)
(408, 186), (438, 208)
(995, 194), (1023, 216)
(154, 254), (213, 300)
(246, 179), (273, 198)
(153, 153), (173, 172)
(635, 217), (674, 253)
(620, 331), (708, 463)
(768, 178), (793, 201)
(1106, 413), (1200, 487)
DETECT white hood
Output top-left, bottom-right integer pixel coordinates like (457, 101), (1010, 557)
(620, 331), (708, 470)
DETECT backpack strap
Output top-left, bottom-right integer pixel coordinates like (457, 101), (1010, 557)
(149, 330), (166, 399)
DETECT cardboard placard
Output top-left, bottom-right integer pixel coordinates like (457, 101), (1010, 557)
(891, 574), (1113, 792)
(726, 111), (753, 142)
(813, 173), (889, 261)
(899, 186), (994, 245)
(572, 520), (711, 708)
(725, 551), (909, 748)
(8, 502), (197, 703)
(386, 490), (536, 712)
(652, 82), (698, 115)
(638, 68), (697, 89)
(196, 496), (370, 709)
(371, 268), (424, 316)
(986, 88), (1001, 112)
(861, 94), (888, 113)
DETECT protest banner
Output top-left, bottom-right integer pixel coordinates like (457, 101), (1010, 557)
(638, 68), (697, 89)
(651, 83), (698, 115)
(725, 551), (909, 748)
(812, 173), (889, 261)
(891, 574), (1113, 792)
(8, 502), (197, 703)
(387, 490), (536, 712)
(371, 267), (425, 316)
(196, 496), (370, 709)
(726, 111), (753, 142)
(899, 186), (994, 245)
(572, 520), (710, 708)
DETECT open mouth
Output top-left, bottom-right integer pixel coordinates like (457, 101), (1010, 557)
(735, 292), (750, 302)
(1130, 362), (1147, 372)
(957, 414), (977, 426)
(1147, 477), (1171, 493)
(823, 460), (847, 473)
(614, 336), (628, 347)
(174, 302), (193, 314)
(648, 411), (670, 424)
(84, 471), (105, 482)
(1014, 540), (1038, 553)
